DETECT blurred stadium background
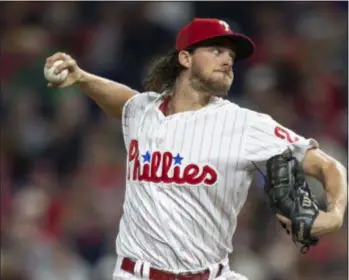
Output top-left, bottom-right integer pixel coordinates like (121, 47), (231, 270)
(0, 2), (348, 280)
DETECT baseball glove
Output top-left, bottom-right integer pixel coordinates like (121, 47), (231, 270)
(264, 150), (320, 253)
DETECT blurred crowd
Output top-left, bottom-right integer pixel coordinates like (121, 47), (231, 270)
(0, 2), (347, 280)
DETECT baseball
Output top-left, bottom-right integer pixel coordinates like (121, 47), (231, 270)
(44, 60), (69, 84)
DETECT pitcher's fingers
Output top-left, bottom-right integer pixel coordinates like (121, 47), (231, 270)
(47, 82), (65, 88)
(54, 59), (76, 74)
(46, 52), (71, 68)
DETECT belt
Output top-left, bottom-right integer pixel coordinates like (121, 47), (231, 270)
(121, 257), (223, 280)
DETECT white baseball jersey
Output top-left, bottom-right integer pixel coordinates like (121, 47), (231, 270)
(116, 91), (318, 273)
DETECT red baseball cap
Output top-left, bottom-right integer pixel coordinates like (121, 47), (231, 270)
(176, 18), (255, 61)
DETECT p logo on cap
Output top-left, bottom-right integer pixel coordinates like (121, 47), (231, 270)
(218, 20), (230, 32)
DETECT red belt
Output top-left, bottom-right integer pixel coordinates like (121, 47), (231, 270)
(121, 257), (223, 280)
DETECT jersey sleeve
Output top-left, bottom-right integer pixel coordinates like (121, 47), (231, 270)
(243, 112), (319, 173)
(122, 92), (140, 151)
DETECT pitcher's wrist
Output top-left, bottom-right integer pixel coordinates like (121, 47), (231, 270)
(328, 208), (344, 229)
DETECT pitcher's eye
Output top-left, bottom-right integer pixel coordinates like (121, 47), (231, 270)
(212, 48), (221, 56)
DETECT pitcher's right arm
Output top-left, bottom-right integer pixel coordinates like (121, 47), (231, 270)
(45, 52), (136, 119)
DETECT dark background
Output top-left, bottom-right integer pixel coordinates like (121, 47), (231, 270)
(1, 2), (347, 280)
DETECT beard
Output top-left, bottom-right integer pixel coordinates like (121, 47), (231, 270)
(189, 65), (233, 96)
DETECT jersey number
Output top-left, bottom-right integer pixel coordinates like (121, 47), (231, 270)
(274, 126), (299, 143)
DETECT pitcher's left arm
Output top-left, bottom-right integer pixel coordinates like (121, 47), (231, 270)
(302, 148), (347, 234)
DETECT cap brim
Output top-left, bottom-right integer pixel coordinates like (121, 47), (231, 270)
(187, 33), (255, 61)
(228, 34), (255, 61)
(214, 33), (255, 61)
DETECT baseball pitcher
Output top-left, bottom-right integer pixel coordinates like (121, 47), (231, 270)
(45, 18), (347, 280)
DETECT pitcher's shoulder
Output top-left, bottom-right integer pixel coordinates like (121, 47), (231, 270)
(212, 99), (275, 124)
(243, 108), (273, 120)
(211, 97), (240, 110)
(224, 101), (273, 120)
(129, 91), (160, 105)
(212, 98), (256, 114)
(124, 91), (160, 111)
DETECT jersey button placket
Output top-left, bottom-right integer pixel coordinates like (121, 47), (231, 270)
(156, 120), (166, 148)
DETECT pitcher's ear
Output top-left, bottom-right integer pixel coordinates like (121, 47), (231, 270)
(178, 50), (192, 69)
